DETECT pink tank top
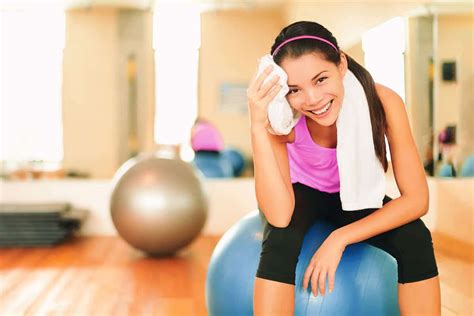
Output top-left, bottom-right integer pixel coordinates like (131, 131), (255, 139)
(286, 116), (340, 193)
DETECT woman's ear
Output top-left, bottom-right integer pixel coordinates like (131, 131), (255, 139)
(339, 52), (348, 77)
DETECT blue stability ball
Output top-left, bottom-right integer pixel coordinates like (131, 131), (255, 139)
(221, 147), (246, 176)
(438, 163), (455, 177)
(460, 156), (474, 177)
(192, 151), (234, 178)
(206, 211), (400, 316)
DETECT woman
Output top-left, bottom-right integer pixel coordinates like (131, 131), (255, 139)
(247, 21), (441, 315)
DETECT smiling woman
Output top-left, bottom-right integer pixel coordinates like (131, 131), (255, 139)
(247, 20), (441, 316)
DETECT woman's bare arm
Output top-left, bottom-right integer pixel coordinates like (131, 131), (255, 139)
(252, 127), (295, 227)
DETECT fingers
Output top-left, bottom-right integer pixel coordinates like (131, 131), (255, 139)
(311, 268), (321, 297)
(248, 65), (273, 95)
(249, 59), (269, 83)
(246, 63), (282, 128)
(257, 74), (280, 99)
(319, 270), (327, 296)
(328, 269), (336, 293)
(303, 262), (321, 297)
(303, 264), (335, 297)
(262, 84), (282, 103)
(247, 82), (281, 109)
(302, 264), (314, 291)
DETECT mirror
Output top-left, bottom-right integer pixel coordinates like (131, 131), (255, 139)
(406, 7), (473, 177)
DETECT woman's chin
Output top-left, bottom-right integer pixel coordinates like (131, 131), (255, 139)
(317, 118), (337, 127)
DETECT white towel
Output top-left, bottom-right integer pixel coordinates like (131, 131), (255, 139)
(256, 54), (385, 211)
(257, 54), (300, 135)
(336, 70), (385, 211)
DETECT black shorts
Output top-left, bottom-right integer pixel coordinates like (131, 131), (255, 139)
(256, 182), (439, 285)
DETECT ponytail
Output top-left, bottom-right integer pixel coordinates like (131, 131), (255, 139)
(345, 54), (388, 172)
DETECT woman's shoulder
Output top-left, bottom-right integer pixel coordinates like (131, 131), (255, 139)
(374, 83), (410, 138)
(375, 83), (404, 108)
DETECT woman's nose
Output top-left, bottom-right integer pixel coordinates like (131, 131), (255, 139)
(305, 88), (323, 106)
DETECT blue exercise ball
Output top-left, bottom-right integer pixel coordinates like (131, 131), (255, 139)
(206, 211), (400, 316)
(460, 156), (474, 177)
(438, 163), (455, 177)
(192, 151), (234, 178)
(221, 147), (246, 177)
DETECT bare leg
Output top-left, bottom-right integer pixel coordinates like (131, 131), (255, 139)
(253, 277), (294, 316)
(398, 275), (441, 316)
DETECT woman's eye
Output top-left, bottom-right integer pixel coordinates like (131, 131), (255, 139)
(317, 77), (328, 84)
(287, 89), (299, 95)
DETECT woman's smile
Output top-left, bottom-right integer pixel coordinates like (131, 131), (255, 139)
(309, 99), (334, 117)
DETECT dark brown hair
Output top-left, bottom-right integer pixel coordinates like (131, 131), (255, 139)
(271, 21), (388, 172)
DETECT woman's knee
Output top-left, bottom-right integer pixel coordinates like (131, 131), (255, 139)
(387, 219), (439, 283)
(257, 222), (307, 285)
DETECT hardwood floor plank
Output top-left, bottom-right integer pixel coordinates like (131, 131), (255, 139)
(1, 269), (57, 315)
(441, 305), (459, 316)
(26, 268), (84, 315)
(0, 248), (52, 311)
(440, 282), (474, 315)
(436, 251), (474, 299)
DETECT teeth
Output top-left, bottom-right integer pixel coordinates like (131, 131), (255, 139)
(311, 100), (332, 115)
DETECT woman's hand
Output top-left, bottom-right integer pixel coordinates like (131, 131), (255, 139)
(246, 64), (281, 130)
(302, 232), (347, 296)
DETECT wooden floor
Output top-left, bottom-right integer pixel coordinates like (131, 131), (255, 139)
(0, 235), (472, 316)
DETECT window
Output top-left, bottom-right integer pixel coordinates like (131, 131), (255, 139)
(153, 4), (200, 158)
(0, 7), (65, 165)
(362, 17), (406, 102)
(363, 17), (406, 162)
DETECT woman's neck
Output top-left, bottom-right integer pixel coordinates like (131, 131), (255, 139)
(306, 116), (337, 148)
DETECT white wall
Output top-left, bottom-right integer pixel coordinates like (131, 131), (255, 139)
(2, 176), (471, 244)
(0, 178), (258, 236)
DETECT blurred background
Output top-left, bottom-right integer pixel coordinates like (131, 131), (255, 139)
(1, 0), (472, 180)
(0, 0), (472, 315)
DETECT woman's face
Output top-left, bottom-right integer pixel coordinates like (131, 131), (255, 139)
(280, 52), (347, 127)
